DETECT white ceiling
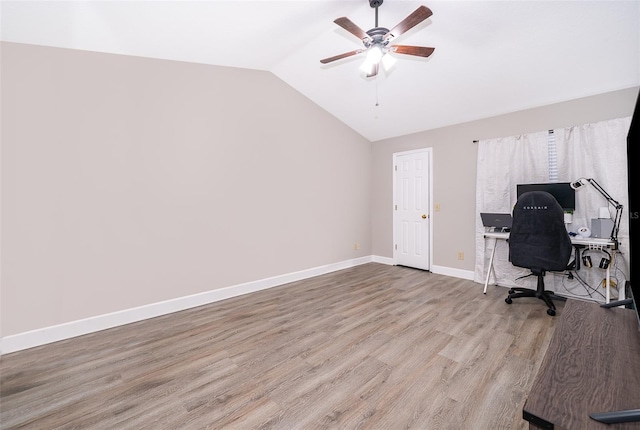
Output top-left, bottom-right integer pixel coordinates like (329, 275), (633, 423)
(2, 1), (639, 141)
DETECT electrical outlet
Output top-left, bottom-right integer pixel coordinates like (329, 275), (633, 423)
(457, 251), (464, 260)
(354, 243), (361, 251)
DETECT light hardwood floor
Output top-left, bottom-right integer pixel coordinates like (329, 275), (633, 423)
(1, 263), (563, 429)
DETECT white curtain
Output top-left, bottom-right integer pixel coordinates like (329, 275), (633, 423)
(475, 116), (631, 300)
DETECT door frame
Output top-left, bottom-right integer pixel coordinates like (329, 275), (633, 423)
(392, 148), (433, 269)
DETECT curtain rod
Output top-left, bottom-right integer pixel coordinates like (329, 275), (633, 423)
(473, 129), (554, 143)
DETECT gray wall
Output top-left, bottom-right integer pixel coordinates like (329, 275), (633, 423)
(1, 42), (372, 336)
(2, 41), (638, 339)
(371, 87), (639, 271)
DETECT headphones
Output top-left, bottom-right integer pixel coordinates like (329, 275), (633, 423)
(582, 248), (612, 269)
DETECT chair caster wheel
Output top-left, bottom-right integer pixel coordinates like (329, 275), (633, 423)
(508, 289), (515, 294)
(505, 297), (512, 304)
(547, 308), (556, 316)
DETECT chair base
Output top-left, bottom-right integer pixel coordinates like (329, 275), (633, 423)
(505, 272), (566, 316)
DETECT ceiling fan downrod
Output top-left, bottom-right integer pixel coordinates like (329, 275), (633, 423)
(370, 0), (383, 27)
(375, 4), (379, 27)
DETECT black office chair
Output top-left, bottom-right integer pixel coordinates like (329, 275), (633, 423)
(505, 191), (573, 316)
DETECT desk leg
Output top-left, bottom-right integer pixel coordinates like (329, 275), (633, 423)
(618, 264), (625, 301)
(606, 265), (610, 304)
(484, 238), (497, 294)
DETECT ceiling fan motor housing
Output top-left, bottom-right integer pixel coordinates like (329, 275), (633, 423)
(365, 27), (390, 49)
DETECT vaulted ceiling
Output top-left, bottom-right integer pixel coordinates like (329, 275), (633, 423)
(2, 1), (639, 141)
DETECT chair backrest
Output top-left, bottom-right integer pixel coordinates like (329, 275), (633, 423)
(509, 190), (573, 272)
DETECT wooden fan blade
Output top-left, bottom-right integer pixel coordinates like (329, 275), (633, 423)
(334, 17), (371, 42)
(389, 45), (435, 58)
(320, 49), (364, 64)
(386, 6), (433, 39)
(366, 63), (379, 78)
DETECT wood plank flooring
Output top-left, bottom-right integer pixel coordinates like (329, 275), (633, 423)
(1, 263), (563, 429)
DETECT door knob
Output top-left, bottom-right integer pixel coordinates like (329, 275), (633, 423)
(422, 214), (427, 219)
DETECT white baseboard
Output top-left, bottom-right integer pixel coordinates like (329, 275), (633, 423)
(371, 255), (475, 281)
(1, 256), (374, 354)
(371, 255), (476, 282)
(1, 256), (476, 354)
(430, 264), (475, 281)
(371, 255), (394, 265)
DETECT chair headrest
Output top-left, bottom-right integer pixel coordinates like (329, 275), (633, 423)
(514, 190), (561, 212)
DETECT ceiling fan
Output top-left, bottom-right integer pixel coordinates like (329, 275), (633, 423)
(320, 0), (435, 77)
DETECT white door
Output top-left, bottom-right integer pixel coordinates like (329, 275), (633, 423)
(393, 149), (431, 270)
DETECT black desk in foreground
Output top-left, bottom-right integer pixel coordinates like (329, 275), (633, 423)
(524, 299), (640, 429)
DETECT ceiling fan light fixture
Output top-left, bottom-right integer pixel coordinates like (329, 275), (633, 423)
(360, 45), (383, 74)
(359, 58), (376, 75)
(366, 44), (384, 64)
(380, 52), (396, 71)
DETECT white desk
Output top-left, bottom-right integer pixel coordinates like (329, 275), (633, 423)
(482, 231), (619, 303)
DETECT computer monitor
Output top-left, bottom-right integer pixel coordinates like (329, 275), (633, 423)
(516, 182), (576, 211)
